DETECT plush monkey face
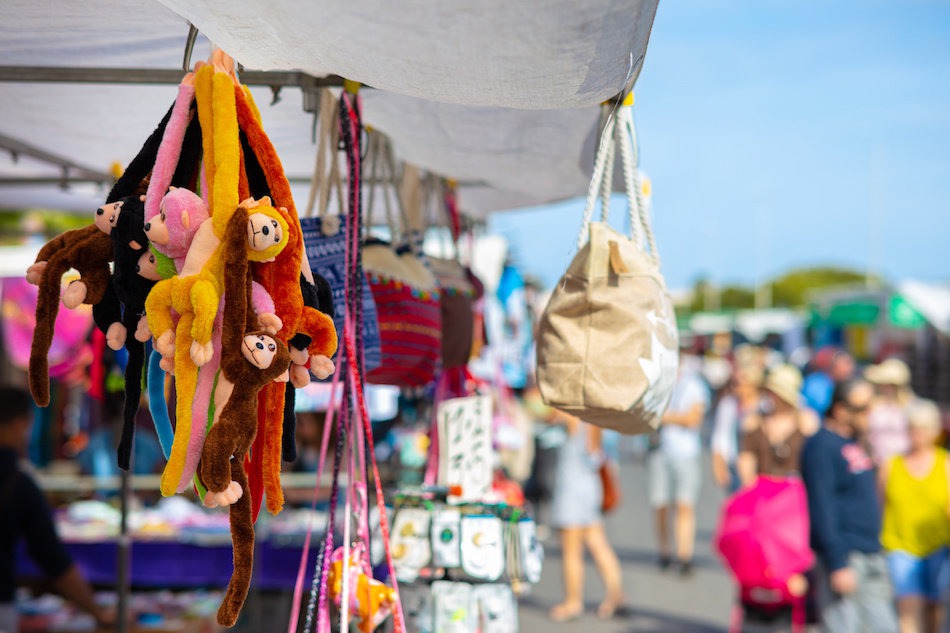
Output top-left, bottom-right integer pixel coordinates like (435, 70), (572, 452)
(246, 212), (283, 254)
(237, 198), (290, 263)
(144, 203), (170, 245)
(135, 250), (162, 281)
(95, 200), (124, 235)
(242, 333), (279, 369)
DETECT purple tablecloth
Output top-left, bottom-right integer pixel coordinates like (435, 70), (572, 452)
(17, 537), (324, 590)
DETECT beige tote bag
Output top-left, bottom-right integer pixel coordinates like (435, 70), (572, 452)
(536, 100), (678, 434)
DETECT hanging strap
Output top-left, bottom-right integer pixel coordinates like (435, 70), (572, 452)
(344, 323), (406, 633)
(575, 97), (660, 268)
(286, 370), (340, 633)
(618, 105), (660, 267)
(340, 90), (406, 633)
(576, 105), (617, 250)
(305, 89), (345, 222)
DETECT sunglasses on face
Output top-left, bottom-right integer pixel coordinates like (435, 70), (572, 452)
(847, 402), (870, 413)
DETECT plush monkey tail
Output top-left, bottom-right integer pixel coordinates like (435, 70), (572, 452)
(29, 256), (72, 406)
(147, 348), (174, 459)
(281, 381), (297, 462)
(117, 336), (146, 470)
(217, 459), (254, 627)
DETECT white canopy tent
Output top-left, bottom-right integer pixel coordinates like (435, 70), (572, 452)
(0, 0), (659, 217)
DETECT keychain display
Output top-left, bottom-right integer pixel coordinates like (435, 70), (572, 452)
(389, 494), (543, 593)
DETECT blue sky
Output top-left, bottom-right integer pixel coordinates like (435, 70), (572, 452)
(489, 1), (950, 291)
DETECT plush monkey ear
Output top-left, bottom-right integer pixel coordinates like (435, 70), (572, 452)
(139, 194), (147, 202)
(129, 240), (142, 250)
(181, 211), (190, 229)
(275, 369), (290, 383)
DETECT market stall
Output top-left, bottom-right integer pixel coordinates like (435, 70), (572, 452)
(0, 3), (669, 633)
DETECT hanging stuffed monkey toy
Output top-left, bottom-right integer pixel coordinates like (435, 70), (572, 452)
(26, 222), (113, 406)
(199, 206), (291, 627)
(234, 85), (338, 516)
(93, 194), (161, 470)
(26, 102), (175, 407)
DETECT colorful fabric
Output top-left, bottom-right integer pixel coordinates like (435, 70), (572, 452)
(300, 215), (381, 371)
(365, 273), (441, 388)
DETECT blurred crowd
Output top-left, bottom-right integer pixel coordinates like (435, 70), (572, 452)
(669, 343), (946, 633)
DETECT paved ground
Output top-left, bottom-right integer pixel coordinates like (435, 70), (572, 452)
(518, 455), (736, 633)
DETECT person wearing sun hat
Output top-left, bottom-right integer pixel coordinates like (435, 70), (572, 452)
(736, 364), (820, 487)
(865, 358), (914, 464)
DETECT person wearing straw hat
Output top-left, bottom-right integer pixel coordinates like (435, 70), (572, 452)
(865, 358), (914, 465)
(879, 399), (950, 633)
(736, 365), (819, 487)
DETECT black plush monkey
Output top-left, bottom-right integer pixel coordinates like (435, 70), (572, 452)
(282, 271), (336, 461)
(90, 195), (161, 470)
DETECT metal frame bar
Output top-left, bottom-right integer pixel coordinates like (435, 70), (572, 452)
(0, 65), (345, 89)
(0, 132), (113, 185)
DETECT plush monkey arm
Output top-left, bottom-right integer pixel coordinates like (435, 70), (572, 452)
(298, 306), (339, 361)
(92, 279), (125, 350)
(210, 67), (241, 239)
(145, 279), (177, 356)
(28, 230), (114, 407)
(219, 209), (253, 374)
(26, 225), (101, 283)
(171, 114), (202, 190)
(188, 275), (220, 366)
(105, 102), (174, 204)
(144, 80), (196, 224)
(60, 232), (114, 309)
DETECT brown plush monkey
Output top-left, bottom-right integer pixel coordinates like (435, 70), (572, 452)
(26, 221), (114, 406)
(198, 207), (291, 627)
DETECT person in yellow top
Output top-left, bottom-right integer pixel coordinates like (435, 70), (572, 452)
(879, 399), (950, 633)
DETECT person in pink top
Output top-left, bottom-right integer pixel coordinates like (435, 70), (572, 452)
(865, 358), (914, 465)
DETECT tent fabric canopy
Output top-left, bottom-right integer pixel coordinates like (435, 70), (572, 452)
(0, 0), (659, 217)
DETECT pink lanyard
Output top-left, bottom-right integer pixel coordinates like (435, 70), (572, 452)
(291, 92), (405, 633)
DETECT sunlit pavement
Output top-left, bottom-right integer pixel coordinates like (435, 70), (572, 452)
(518, 455), (734, 633)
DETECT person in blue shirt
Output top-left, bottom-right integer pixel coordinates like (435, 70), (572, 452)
(801, 348), (855, 417)
(0, 386), (113, 632)
(800, 379), (897, 633)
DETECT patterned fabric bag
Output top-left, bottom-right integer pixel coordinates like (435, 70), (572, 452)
(425, 179), (481, 370)
(362, 132), (441, 388)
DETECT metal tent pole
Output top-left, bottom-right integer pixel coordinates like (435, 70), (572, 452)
(116, 451), (132, 633)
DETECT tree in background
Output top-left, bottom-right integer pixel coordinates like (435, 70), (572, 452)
(687, 266), (872, 312)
